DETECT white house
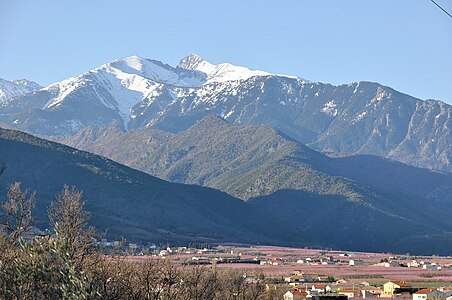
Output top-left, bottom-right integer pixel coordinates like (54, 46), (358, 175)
(361, 286), (383, 298)
(285, 275), (304, 284)
(349, 259), (364, 266)
(423, 264), (441, 270)
(384, 262), (400, 268)
(311, 284), (332, 294)
(284, 289), (307, 300)
(413, 288), (443, 300)
(284, 291), (296, 300)
(383, 281), (412, 295)
(339, 290), (361, 298)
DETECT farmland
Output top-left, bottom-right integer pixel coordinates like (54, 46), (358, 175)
(123, 244), (452, 286)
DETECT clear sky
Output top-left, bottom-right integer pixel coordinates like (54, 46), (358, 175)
(0, 0), (451, 103)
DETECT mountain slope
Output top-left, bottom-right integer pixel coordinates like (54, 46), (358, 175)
(1, 55), (451, 173)
(54, 116), (452, 254)
(55, 115), (452, 203)
(0, 126), (296, 245)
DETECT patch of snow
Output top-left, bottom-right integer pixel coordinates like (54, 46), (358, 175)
(224, 110), (234, 119)
(321, 100), (338, 117)
(367, 87), (389, 107)
(353, 111), (367, 122)
(353, 82), (360, 94)
(375, 88), (387, 101)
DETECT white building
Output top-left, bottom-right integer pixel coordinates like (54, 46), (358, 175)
(349, 259), (364, 266)
(413, 289), (443, 300)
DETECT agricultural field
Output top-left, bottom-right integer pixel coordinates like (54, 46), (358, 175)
(125, 245), (452, 287)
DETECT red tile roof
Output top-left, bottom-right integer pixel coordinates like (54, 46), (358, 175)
(390, 281), (412, 288)
(293, 290), (308, 296)
(312, 284), (329, 289)
(414, 289), (437, 295)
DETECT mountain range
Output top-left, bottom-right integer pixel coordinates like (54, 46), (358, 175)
(0, 55), (451, 173)
(0, 126), (296, 245)
(1, 55), (452, 254)
(53, 115), (452, 254)
(0, 120), (451, 253)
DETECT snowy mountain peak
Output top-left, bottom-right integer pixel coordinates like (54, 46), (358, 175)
(11, 79), (41, 91)
(177, 54), (208, 70)
(178, 54), (271, 83)
(102, 55), (204, 88)
(109, 55), (150, 74)
(0, 78), (41, 102)
(7, 55), (299, 133)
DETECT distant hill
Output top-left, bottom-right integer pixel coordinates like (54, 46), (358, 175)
(1, 55), (452, 173)
(0, 126), (296, 246)
(54, 116), (452, 254)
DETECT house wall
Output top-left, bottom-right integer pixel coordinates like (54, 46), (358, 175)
(383, 282), (400, 295)
(284, 291), (294, 300)
(413, 294), (428, 300)
(339, 292), (356, 298)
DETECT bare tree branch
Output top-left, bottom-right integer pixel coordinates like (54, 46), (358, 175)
(1, 181), (36, 243)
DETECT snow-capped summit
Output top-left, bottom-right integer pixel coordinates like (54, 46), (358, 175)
(41, 55), (209, 127)
(106, 55), (205, 88)
(37, 54), (279, 130)
(177, 54), (207, 70)
(3, 54), (302, 135)
(178, 54), (271, 83)
(0, 78), (41, 102)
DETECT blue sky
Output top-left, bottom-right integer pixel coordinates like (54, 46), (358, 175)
(0, 0), (451, 103)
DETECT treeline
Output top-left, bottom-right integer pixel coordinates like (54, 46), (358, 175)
(0, 182), (284, 299)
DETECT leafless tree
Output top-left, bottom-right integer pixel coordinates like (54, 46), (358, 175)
(158, 258), (184, 300)
(178, 265), (219, 300)
(48, 185), (96, 267)
(1, 181), (36, 243)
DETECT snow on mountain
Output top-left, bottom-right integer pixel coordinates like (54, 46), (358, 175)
(37, 55), (284, 127)
(178, 54), (271, 83)
(43, 75), (90, 109)
(108, 55), (206, 87)
(2, 55), (452, 174)
(42, 56), (206, 125)
(0, 78), (41, 102)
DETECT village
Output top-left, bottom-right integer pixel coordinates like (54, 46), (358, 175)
(281, 275), (452, 300)
(113, 243), (452, 300)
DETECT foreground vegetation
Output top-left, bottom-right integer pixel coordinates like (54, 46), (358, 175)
(0, 182), (282, 299)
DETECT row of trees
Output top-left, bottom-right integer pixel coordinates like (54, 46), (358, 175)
(0, 182), (284, 299)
